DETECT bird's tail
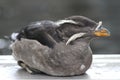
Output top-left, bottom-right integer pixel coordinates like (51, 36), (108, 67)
(9, 32), (19, 41)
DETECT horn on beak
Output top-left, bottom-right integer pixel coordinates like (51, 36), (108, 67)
(94, 21), (110, 37)
(66, 33), (86, 45)
(95, 21), (102, 31)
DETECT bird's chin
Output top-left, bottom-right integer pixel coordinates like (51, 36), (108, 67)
(93, 29), (110, 37)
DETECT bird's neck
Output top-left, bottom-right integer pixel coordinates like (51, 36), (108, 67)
(71, 37), (92, 46)
(73, 41), (89, 47)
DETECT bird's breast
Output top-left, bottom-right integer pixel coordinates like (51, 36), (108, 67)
(50, 42), (91, 65)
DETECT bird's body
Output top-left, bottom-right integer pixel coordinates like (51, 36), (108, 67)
(11, 16), (110, 76)
(12, 38), (92, 76)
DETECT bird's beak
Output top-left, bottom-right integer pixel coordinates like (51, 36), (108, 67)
(93, 21), (110, 37)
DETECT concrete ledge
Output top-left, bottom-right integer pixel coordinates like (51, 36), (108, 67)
(0, 54), (120, 80)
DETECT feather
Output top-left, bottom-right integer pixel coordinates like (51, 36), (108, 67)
(66, 33), (86, 45)
(55, 20), (77, 26)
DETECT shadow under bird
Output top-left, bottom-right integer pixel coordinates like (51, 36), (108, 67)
(10, 16), (110, 76)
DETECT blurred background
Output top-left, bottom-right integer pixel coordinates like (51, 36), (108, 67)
(0, 0), (119, 55)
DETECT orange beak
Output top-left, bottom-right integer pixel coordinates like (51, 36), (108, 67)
(94, 29), (110, 37)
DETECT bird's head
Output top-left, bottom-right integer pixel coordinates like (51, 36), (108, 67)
(55, 16), (110, 45)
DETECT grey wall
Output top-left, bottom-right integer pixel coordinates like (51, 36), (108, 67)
(0, 0), (119, 54)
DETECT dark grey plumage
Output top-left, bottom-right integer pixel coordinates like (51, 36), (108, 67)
(11, 16), (110, 76)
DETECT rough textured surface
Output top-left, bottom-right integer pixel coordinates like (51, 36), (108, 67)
(11, 38), (92, 76)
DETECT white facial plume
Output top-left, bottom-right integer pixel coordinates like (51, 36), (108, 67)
(55, 20), (77, 26)
(66, 33), (86, 45)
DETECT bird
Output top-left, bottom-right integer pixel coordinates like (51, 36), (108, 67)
(10, 16), (110, 76)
